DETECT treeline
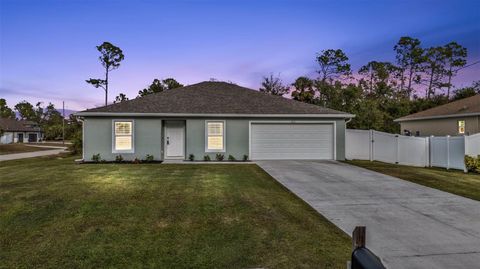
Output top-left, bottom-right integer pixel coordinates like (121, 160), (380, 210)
(260, 36), (479, 133)
(0, 99), (81, 140)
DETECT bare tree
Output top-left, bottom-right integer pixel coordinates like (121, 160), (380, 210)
(259, 74), (289, 96)
(86, 42), (125, 106)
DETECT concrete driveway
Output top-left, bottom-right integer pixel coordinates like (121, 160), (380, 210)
(257, 160), (480, 269)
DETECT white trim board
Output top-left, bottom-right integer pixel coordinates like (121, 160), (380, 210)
(76, 112), (355, 118)
(394, 112), (480, 122)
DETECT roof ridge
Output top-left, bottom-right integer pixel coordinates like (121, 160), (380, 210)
(79, 81), (351, 116)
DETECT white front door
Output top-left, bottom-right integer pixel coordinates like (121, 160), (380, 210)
(165, 121), (185, 159)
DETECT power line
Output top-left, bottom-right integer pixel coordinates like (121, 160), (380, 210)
(454, 60), (480, 72)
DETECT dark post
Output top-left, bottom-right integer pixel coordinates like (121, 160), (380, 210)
(351, 226), (386, 269)
(352, 226), (366, 249)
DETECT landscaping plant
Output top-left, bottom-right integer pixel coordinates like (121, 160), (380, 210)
(144, 154), (154, 162)
(465, 155), (480, 173)
(69, 131), (83, 155)
(91, 153), (101, 162)
(215, 154), (224, 161)
(115, 155), (124, 163)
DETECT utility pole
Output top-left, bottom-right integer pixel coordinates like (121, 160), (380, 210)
(62, 101), (65, 145)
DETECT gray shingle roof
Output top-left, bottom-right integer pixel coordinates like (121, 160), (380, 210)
(79, 81), (350, 116)
(0, 118), (42, 132)
(395, 94), (480, 122)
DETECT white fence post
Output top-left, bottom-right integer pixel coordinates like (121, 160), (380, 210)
(369, 129), (374, 162)
(464, 135), (468, 173)
(425, 137), (430, 167)
(446, 135), (450, 170)
(395, 135), (399, 164)
(429, 135), (434, 167)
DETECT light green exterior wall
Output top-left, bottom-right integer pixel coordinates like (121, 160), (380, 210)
(186, 118), (346, 160)
(186, 119), (250, 161)
(83, 117), (162, 161)
(336, 119), (346, 160)
(83, 117), (347, 161)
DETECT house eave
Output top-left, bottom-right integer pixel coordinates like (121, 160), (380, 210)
(74, 112), (355, 118)
(394, 112), (480, 122)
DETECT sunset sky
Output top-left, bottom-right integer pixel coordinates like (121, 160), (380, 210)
(1, 0), (479, 111)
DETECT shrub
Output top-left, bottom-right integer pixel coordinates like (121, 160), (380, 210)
(132, 158), (141, 164)
(115, 155), (124, 163)
(215, 153), (224, 161)
(465, 155), (480, 173)
(203, 155), (211, 161)
(243, 154), (248, 162)
(188, 154), (195, 161)
(144, 154), (154, 162)
(91, 153), (101, 162)
(69, 131), (82, 155)
(228, 155), (236, 161)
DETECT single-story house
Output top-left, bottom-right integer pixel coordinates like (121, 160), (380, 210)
(0, 118), (43, 144)
(394, 94), (480, 136)
(76, 81), (354, 162)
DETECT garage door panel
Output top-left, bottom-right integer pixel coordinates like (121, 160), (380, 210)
(251, 123), (334, 160)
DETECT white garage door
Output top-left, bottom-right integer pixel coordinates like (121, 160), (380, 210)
(250, 123), (334, 160)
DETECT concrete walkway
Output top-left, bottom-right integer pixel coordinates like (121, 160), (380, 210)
(0, 148), (67, 161)
(257, 160), (480, 269)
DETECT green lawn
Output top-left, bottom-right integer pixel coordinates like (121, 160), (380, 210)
(0, 144), (54, 155)
(346, 160), (480, 201)
(1, 155), (350, 269)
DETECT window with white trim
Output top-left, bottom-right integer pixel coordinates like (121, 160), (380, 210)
(458, 120), (465, 134)
(114, 121), (133, 151)
(206, 121), (225, 151)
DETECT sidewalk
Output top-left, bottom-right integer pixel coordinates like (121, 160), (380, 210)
(0, 149), (67, 162)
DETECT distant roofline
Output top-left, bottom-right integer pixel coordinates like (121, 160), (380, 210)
(75, 112), (355, 118)
(394, 112), (480, 122)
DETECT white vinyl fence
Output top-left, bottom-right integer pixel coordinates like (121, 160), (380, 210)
(465, 133), (480, 157)
(346, 129), (480, 171)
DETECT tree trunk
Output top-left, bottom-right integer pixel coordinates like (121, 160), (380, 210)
(427, 66), (435, 99)
(370, 72), (374, 94)
(105, 68), (109, 106)
(447, 66), (453, 98)
(407, 68), (414, 98)
(399, 69), (405, 93)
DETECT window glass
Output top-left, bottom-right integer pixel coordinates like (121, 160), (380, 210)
(458, 120), (465, 134)
(115, 122), (132, 135)
(207, 121), (224, 150)
(114, 121), (133, 151)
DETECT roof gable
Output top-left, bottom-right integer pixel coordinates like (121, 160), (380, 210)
(78, 81), (351, 116)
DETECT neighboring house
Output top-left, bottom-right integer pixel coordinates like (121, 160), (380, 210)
(394, 94), (480, 136)
(0, 118), (43, 144)
(76, 81), (354, 161)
